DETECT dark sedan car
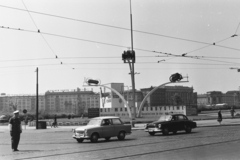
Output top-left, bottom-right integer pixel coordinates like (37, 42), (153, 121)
(144, 114), (197, 135)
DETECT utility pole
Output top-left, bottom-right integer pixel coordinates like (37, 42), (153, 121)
(129, 0), (136, 118)
(36, 67), (39, 129)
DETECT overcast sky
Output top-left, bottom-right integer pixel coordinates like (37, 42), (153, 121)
(0, 0), (240, 95)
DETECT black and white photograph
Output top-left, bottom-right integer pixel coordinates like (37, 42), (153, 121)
(0, 0), (240, 159)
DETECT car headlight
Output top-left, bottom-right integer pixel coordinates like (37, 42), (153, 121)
(84, 129), (88, 135)
(158, 124), (161, 128)
(144, 124), (148, 129)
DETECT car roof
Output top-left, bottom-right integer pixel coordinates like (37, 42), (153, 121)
(91, 116), (120, 120)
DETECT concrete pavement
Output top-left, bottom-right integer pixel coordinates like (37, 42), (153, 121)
(0, 118), (240, 132)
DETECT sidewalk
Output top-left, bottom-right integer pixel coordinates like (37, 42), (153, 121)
(0, 118), (240, 132)
(133, 118), (240, 130)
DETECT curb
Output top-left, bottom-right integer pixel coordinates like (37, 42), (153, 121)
(132, 123), (240, 130)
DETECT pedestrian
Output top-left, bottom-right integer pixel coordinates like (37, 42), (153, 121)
(217, 110), (222, 125)
(230, 107), (236, 119)
(9, 110), (22, 152)
(53, 114), (58, 128)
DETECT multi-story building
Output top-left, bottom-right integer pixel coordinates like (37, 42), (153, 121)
(0, 88), (100, 116)
(197, 90), (240, 107)
(0, 94), (45, 114)
(0, 84), (198, 117)
(45, 88), (100, 115)
(100, 83), (189, 117)
(141, 86), (197, 106)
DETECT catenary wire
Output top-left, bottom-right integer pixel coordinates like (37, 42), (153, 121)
(0, 4), (237, 47)
(1, 26), (240, 58)
(1, 26), (240, 68)
(20, 1), (74, 70)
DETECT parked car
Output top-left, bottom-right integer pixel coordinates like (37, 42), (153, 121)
(73, 116), (132, 143)
(144, 114), (197, 136)
(0, 115), (9, 123)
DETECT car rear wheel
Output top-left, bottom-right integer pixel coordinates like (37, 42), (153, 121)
(117, 131), (126, 140)
(185, 126), (192, 133)
(77, 139), (84, 143)
(105, 137), (111, 141)
(162, 128), (169, 135)
(149, 132), (155, 136)
(90, 133), (99, 143)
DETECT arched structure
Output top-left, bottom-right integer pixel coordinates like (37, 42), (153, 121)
(137, 81), (189, 117)
(84, 84), (134, 126)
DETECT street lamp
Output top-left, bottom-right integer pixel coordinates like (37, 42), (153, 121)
(128, 72), (140, 75)
(158, 60), (165, 63)
(35, 67), (39, 129)
(230, 67), (240, 72)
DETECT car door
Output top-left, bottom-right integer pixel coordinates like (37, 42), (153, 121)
(101, 119), (114, 138)
(169, 115), (180, 131)
(177, 115), (187, 130)
(112, 118), (124, 136)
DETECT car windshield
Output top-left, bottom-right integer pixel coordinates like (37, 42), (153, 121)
(158, 115), (172, 121)
(87, 119), (101, 126)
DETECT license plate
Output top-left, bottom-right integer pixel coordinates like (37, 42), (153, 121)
(75, 133), (83, 137)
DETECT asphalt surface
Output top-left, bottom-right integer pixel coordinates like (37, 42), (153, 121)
(1, 121), (240, 160)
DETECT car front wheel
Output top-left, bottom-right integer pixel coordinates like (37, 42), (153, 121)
(90, 133), (99, 143)
(77, 139), (84, 143)
(149, 132), (155, 136)
(117, 131), (126, 140)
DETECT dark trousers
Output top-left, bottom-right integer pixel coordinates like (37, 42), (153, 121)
(11, 132), (21, 150)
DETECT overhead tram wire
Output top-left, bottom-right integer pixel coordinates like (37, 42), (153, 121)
(0, 56), (158, 63)
(234, 22), (240, 34)
(1, 54), (240, 63)
(1, 61), (240, 69)
(2, 26), (240, 66)
(20, 1), (74, 70)
(0, 4), (237, 47)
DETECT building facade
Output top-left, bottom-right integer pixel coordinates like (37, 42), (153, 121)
(99, 83), (188, 117)
(0, 88), (100, 116)
(0, 94), (45, 114)
(197, 90), (240, 107)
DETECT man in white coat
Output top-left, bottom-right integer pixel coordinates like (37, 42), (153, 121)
(9, 110), (22, 152)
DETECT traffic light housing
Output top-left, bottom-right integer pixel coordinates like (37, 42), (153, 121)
(87, 79), (99, 85)
(122, 50), (135, 63)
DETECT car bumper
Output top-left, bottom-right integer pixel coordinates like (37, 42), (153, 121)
(145, 128), (162, 133)
(72, 133), (90, 139)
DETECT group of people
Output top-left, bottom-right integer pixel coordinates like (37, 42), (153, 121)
(217, 107), (236, 125)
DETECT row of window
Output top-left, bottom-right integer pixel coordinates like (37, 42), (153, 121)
(100, 106), (184, 112)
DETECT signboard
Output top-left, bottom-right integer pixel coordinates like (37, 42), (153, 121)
(88, 108), (100, 118)
(23, 109), (27, 114)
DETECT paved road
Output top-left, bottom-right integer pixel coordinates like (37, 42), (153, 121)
(1, 124), (240, 160)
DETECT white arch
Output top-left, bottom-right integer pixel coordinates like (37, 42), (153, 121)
(137, 81), (189, 117)
(84, 84), (134, 126)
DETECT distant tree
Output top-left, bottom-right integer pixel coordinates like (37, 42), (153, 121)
(9, 102), (18, 112)
(171, 93), (183, 106)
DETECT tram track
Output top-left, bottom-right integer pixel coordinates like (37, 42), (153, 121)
(13, 131), (240, 160)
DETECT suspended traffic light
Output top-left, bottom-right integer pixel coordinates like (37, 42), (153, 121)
(87, 79), (99, 85)
(122, 50), (135, 63)
(169, 73), (183, 82)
